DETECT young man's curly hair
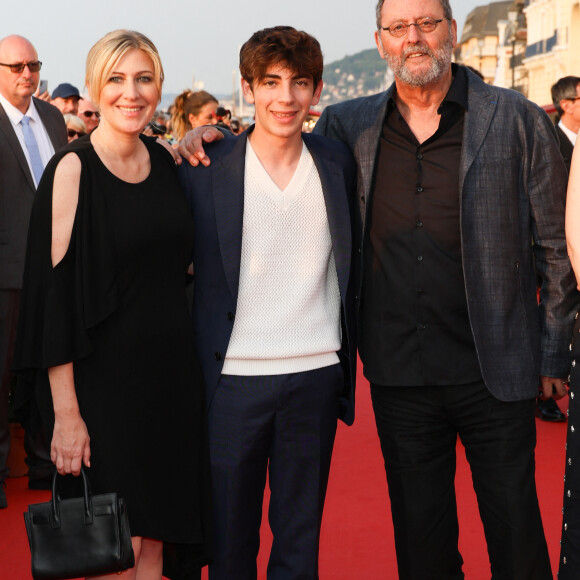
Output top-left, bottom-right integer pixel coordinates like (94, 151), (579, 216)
(239, 26), (323, 88)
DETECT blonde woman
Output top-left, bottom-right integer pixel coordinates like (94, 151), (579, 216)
(14, 30), (210, 579)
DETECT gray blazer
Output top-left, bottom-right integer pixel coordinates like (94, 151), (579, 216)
(315, 66), (578, 401)
(0, 98), (67, 289)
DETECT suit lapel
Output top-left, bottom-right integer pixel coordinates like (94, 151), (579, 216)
(359, 88), (391, 201)
(0, 103), (36, 190)
(212, 134), (247, 300)
(305, 135), (352, 301)
(556, 125), (574, 161)
(460, 81), (497, 193)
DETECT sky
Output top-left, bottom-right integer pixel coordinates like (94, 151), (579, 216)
(2, 0), (482, 99)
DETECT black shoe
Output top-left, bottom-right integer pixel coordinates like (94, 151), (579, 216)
(0, 481), (7, 509)
(535, 397), (566, 422)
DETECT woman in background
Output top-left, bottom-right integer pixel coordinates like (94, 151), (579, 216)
(63, 113), (87, 142)
(561, 136), (580, 579)
(171, 89), (218, 141)
(14, 29), (210, 579)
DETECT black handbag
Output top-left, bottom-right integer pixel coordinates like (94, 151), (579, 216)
(23, 467), (135, 580)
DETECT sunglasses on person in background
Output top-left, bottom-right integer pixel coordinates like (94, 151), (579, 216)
(81, 110), (101, 119)
(0, 61), (42, 73)
(565, 96), (580, 102)
(379, 17), (447, 37)
(67, 129), (86, 139)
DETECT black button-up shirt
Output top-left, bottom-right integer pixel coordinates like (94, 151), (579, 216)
(359, 65), (483, 386)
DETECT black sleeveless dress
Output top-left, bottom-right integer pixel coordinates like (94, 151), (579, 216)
(13, 135), (211, 563)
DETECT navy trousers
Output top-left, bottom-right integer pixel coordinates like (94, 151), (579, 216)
(371, 380), (552, 580)
(208, 364), (343, 580)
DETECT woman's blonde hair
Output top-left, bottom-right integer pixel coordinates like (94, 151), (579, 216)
(85, 30), (164, 108)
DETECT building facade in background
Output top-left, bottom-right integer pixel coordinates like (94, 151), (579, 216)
(454, 1), (513, 85)
(524, 0), (580, 105)
(455, 0), (580, 108)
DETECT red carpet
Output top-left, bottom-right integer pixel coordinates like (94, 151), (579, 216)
(1, 369), (567, 579)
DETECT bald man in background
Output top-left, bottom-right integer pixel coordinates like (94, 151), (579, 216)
(0, 35), (66, 508)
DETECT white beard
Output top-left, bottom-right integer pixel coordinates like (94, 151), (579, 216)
(384, 34), (454, 88)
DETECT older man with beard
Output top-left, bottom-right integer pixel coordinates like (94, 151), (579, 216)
(313, 0), (576, 578)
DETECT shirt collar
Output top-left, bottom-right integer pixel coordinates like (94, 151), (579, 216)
(439, 63), (468, 113)
(559, 120), (578, 147)
(387, 63), (469, 114)
(0, 92), (41, 126)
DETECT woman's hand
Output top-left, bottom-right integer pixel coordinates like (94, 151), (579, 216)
(51, 412), (91, 476)
(48, 363), (90, 477)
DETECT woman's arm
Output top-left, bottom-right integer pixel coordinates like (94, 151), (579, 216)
(48, 363), (91, 476)
(48, 152), (90, 476)
(52, 152), (81, 266)
(566, 138), (580, 287)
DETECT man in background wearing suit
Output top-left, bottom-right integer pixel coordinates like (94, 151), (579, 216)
(179, 26), (357, 580)
(551, 76), (580, 174)
(533, 75), (580, 424)
(313, 0), (576, 578)
(0, 35), (67, 508)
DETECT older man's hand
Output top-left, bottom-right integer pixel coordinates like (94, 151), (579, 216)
(177, 125), (225, 167)
(539, 375), (568, 400)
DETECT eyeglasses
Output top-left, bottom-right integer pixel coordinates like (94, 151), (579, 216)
(0, 61), (42, 74)
(67, 129), (86, 139)
(565, 96), (580, 102)
(380, 17), (447, 38)
(81, 110), (100, 119)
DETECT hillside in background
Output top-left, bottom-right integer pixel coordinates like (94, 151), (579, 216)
(160, 47), (390, 114)
(320, 48), (389, 106)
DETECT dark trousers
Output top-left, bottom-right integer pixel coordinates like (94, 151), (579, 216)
(0, 289), (52, 483)
(208, 364), (343, 580)
(371, 380), (552, 580)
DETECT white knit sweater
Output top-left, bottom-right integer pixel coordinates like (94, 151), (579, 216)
(222, 141), (341, 376)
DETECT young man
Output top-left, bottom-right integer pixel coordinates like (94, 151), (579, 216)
(179, 26), (358, 580)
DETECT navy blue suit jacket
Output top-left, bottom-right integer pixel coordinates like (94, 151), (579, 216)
(179, 128), (359, 425)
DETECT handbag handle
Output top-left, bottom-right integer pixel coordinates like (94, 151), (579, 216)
(50, 467), (94, 529)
